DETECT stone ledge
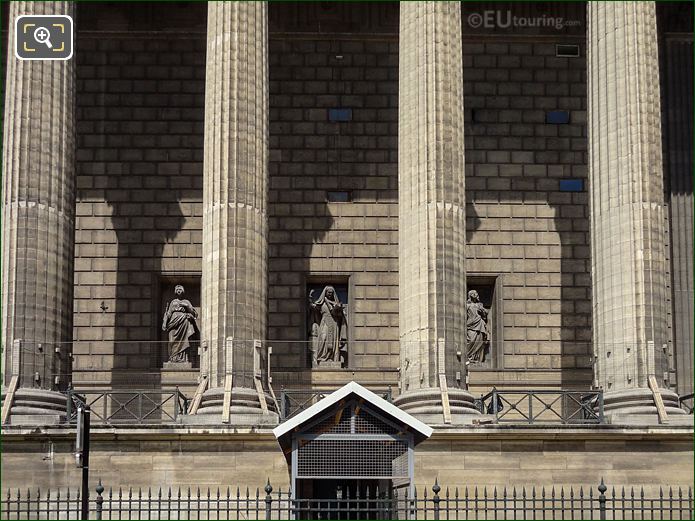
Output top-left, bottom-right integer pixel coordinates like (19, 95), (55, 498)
(1, 422), (692, 442)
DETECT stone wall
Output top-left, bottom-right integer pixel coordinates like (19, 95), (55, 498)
(72, 33), (206, 385)
(2, 428), (692, 491)
(59, 2), (691, 395)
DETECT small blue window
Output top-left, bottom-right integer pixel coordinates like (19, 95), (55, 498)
(328, 108), (352, 122)
(546, 110), (570, 124)
(326, 191), (352, 202)
(559, 179), (584, 192)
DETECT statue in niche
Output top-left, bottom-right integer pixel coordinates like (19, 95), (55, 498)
(466, 289), (490, 364)
(308, 285), (348, 368)
(161, 284), (199, 365)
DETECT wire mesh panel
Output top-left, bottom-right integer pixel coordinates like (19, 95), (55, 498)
(297, 438), (409, 479)
(294, 400), (413, 481)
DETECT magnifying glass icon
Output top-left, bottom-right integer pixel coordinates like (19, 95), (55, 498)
(33, 26), (53, 49)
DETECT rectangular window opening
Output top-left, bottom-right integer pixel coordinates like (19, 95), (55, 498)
(556, 44), (580, 58)
(326, 191), (352, 202)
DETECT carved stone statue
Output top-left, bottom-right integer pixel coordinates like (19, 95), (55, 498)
(466, 289), (490, 363)
(162, 284), (199, 364)
(308, 286), (348, 368)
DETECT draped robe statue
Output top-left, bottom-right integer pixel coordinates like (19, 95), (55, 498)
(308, 286), (348, 367)
(162, 284), (199, 363)
(466, 290), (490, 363)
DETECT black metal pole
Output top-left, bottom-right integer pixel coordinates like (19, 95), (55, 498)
(81, 406), (91, 520)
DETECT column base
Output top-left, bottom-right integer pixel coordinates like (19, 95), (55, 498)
(393, 387), (480, 425)
(1, 388), (67, 425)
(603, 387), (692, 425)
(184, 386), (279, 426)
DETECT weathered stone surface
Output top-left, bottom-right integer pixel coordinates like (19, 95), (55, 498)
(1, 0), (76, 367)
(200, 2), (269, 397)
(395, 2), (477, 422)
(1, 427), (692, 491)
(587, 2), (682, 420)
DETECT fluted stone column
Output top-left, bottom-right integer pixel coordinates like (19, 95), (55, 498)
(195, 2), (276, 424)
(393, 2), (479, 424)
(587, 2), (686, 422)
(1, 1), (75, 423)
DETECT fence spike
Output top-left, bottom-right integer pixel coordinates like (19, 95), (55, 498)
(446, 486), (450, 499)
(621, 486), (625, 499)
(660, 486), (663, 499)
(669, 486), (673, 499)
(579, 486), (583, 499)
(455, 487), (459, 499)
(266, 479), (272, 495)
(236, 486), (240, 498)
(640, 487), (644, 500)
(169, 487), (172, 499)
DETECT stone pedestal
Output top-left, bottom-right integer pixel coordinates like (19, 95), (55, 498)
(1, 1), (76, 423)
(163, 361), (193, 371)
(394, 2), (478, 424)
(587, 2), (686, 423)
(197, 2), (275, 425)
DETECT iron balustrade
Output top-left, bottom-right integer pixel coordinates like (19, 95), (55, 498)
(66, 388), (189, 425)
(475, 389), (605, 424)
(278, 388), (392, 421)
(2, 479), (693, 520)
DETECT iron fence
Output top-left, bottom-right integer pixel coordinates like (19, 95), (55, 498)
(66, 389), (189, 425)
(278, 388), (393, 421)
(679, 392), (694, 414)
(2, 479), (692, 520)
(475, 389), (604, 424)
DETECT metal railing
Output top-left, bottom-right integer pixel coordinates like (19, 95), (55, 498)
(475, 388), (604, 424)
(2, 479), (692, 520)
(679, 392), (694, 414)
(66, 388), (189, 425)
(278, 388), (392, 421)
